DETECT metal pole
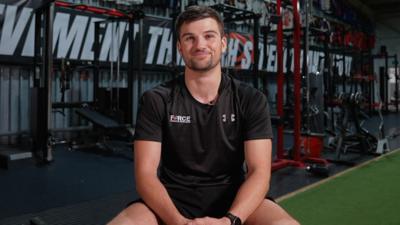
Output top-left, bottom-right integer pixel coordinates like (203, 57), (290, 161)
(172, 6), (178, 69)
(127, 19), (134, 125)
(303, 0), (310, 135)
(262, 26), (269, 96)
(34, 11), (41, 88)
(367, 51), (372, 114)
(253, 14), (260, 89)
(116, 22), (121, 112)
(110, 22), (115, 111)
(39, 2), (54, 162)
(276, 0), (284, 160)
(395, 54), (399, 113)
(385, 52), (389, 112)
(292, 0), (301, 161)
(94, 22), (101, 104)
(138, 18), (143, 102)
(342, 30), (346, 93)
(31, 9), (42, 160)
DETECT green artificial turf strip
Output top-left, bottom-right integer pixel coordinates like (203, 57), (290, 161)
(279, 150), (400, 225)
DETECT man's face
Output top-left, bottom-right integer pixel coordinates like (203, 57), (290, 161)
(177, 18), (227, 72)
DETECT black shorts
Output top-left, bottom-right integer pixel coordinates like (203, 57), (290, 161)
(128, 183), (275, 219)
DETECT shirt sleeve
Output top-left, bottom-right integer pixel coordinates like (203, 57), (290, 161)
(242, 89), (273, 140)
(134, 90), (165, 142)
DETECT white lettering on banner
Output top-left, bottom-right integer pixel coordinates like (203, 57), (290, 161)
(99, 22), (127, 61)
(310, 51), (319, 73)
(122, 23), (139, 63)
(226, 38), (239, 67)
(99, 22), (111, 61)
(53, 13), (88, 59)
(266, 44), (276, 72)
(146, 26), (163, 64)
(315, 51), (322, 73)
(289, 49), (295, 72)
(117, 22), (128, 62)
(81, 17), (103, 61)
(0, 5), (31, 55)
(300, 49), (304, 70)
(258, 42), (264, 70)
(336, 54), (344, 75)
(21, 12), (35, 57)
(157, 28), (172, 65)
(0, 4), (356, 75)
(241, 41), (252, 69)
(345, 56), (352, 74)
(116, 22), (127, 62)
(308, 50), (314, 72)
(282, 47), (288, 73)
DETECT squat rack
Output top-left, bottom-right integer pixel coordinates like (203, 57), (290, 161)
(268, 0), (329, 171)
(270, 0), (304, 171)
(31, 0), (143, 163)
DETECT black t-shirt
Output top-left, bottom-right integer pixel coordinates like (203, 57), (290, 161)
(134, 73), (273, 188)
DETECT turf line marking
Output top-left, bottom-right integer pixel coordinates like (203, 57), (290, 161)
(276, 148), (400, 203)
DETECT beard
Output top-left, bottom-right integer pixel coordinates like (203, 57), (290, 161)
(184, 54), (220, 72)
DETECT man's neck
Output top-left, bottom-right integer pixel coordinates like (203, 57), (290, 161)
(184, 67), (222, 105)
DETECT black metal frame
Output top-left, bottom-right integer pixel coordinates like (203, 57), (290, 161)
(31, 1), (55, 163)
(210, 4), (261, 89)
(31, 1), (144, 163)
(93, 11), (144, 125)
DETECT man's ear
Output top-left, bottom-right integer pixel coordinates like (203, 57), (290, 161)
(221, 35), (227, 53)
(177, 40), (182, 54)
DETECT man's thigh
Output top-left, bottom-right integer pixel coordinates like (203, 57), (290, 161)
(245, 199), (300, 225)
(107, 202), (162, 225)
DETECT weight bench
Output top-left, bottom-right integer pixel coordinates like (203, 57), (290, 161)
(75, 108), (125, 129)
(72, 108), (134, 153)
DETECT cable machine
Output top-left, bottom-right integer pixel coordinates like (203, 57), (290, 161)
(31, 0), (143, 163)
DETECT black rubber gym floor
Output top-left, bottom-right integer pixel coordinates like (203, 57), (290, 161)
(0, 113), (399, 225)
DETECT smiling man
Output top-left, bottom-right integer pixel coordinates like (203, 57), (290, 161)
(108, 5), (300, 225)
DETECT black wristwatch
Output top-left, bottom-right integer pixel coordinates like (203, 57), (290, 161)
(225, 212), (242, 225)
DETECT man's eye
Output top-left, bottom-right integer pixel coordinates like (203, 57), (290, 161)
(205, 34), (215, 39)
(185, 36), (194, 41)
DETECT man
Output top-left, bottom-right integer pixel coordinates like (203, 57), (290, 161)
(108, 5), (300, 225)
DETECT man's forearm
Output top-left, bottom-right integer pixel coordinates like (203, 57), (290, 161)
(227, 169), (269, 222)
(136, 176), (188, 225)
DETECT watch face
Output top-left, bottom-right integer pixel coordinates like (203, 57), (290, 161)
(233, 217), (242, 225)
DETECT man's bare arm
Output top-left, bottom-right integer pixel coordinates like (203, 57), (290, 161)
(135, 140), (190, 225)
(227, 139), (272, 222)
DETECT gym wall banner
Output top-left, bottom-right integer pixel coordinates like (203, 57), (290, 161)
(0, 0), (43, 9)
(0, 3), (352, 74)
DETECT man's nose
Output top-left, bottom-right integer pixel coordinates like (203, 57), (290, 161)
(194, 36), (207, 49)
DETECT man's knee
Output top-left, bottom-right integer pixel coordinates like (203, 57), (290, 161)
(107, 203), (159, 225)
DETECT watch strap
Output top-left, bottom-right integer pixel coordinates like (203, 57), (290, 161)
(225, 212), (241, 225)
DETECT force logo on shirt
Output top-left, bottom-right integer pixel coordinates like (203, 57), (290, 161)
(170, 115), (191, 123)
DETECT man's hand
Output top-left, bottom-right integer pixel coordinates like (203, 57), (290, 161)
(185, 216), (231, 225)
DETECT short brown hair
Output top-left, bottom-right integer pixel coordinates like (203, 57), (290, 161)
(175, 5), (225, 40)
